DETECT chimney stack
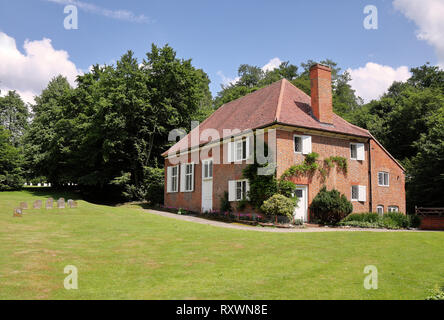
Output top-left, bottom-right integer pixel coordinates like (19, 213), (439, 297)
(310, 64), (333, 124)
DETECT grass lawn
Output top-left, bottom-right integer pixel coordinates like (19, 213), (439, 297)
(0, 189), (443, 300)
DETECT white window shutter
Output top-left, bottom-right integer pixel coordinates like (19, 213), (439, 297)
(357, 143), (365, 161)
(359, 185), (367, 202)
(245, 137), (251, 160)
(228, 181), (236, 201)
(302, 136), (312, 155)
(245, 180), (250, 200)
(227, 142), (234, 163)
(180, 164), (186, 192)
(166, 167), (172, 193)
(190, 163), (195, 191)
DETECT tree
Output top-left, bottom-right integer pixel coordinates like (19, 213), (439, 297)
(405, 107), (444, 210)
(25, 44), (212, 201)
(0, 125), (24, 190)
(0, 91), (28, 146)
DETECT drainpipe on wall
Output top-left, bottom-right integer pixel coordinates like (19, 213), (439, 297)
(368, 138), (373, 212)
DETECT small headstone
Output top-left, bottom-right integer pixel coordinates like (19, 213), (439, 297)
(29, 183), (33, 186)
(13, 208), (23, 217)
(46, 198), (54, 209)
(37, 183), (41, 187)
(67, 200), (78, 208)
(20, 202), (28, 210)
(57, 198), (65, 209)
(33, 200), (42, 209)
(43, 183), (48, 187)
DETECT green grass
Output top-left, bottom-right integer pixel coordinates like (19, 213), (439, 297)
(0, 189), (443, 300)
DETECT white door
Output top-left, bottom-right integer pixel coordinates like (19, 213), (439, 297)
(294, 185), (308, 222)
(201, 160), (213, 213)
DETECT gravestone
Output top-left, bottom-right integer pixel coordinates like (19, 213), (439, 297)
(20, 202), (28, 210)
(57, 198), (65, 209)
(46, 198), (54, 209)
(33, 200), (42, 209)
(67, 200), (78, 208)
(13, 208), (23, 217)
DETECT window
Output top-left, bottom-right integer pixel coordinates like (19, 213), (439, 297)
(351, 185), (367, 202)
(203, 159), (213, 179)
(350, 144), (358, 160)
(236, 180), (247, 201)
(294, 136), (302, 153)
(351, 185), (359, 201)
(168, 166), (179, 193)
(185, 164), (194, 192)
(350, 143), (365, 161)
(378, 172), (390, 187)
(294, 135), (312, 155)
(228, 180), (250, 201)
(180, 163), (194, 192)
(377, 205), (384, 215)
(234, 138), (248, 161)
(388, 206), (399, 213)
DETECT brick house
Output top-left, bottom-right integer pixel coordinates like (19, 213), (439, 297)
(162, 64), (406, 221)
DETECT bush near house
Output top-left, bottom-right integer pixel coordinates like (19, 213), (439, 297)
(310, 186), (353, 225)
(261, 194), (295, 219)
(339, 212), (421, 229)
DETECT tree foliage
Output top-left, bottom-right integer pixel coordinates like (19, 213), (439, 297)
(24, 44), (212, 200)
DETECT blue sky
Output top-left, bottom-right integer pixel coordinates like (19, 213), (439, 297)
(0, 0), (442, 103)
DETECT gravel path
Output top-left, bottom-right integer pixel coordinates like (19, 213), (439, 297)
(143, 209), (426, 233)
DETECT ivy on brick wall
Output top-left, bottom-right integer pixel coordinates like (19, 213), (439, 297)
(281, 153), (348, 182)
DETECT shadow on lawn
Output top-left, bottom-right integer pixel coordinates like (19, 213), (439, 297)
(23, 187), (82, 201)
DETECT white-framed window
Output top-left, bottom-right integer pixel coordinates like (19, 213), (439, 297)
(180, 163), (194, 192)
(378, 172), (390, 187)
(228, 137), (250, 162)
(202, 159), (213, 180)
(388, 206), (399, 213)
(350, 143), (365, 161)
(228, 180), (250, 201)
(294, 135), (312, 155)
(377, 205), (384, 215)
(167, 165), (179, 193)
(351, 185), (367, 202)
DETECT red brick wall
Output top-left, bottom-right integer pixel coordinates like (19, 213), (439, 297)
(164, 142), (250, 213)
(276, 129), (370, 215)
(369, 139), (406, 214)
(164, 128), (406, 219)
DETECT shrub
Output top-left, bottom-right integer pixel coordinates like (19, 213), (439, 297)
(339, 212), (416, 229)
(408, 214), (422, 228)
(144, 167), (164, 205)
(382, 212), (410, 229)
(426, 286), (444, 300)
(310, 186), (353, 225)
(341, 213), (380, 224)
(220, 191), (232, 213)
(261, 194), (295, 218)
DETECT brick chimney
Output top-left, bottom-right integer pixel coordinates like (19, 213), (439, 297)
(310, 64), (333, 124)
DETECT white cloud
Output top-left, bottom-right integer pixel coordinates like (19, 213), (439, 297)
(262, 57), (283, 72)
(216, 71), (240, 87)
(46, 0), (152, 24)
(347, 62), (411, 103)
(393, 0), (444, 67)
(217, 57), (283, 88)
(0, 32), (81, 104)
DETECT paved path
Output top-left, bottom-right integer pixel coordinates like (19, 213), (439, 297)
(143, 209), (425, 233)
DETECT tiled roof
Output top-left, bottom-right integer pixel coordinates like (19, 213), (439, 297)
(163, 79), (371, 156)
